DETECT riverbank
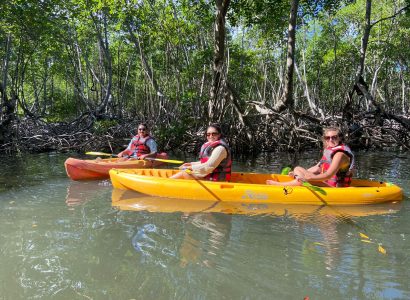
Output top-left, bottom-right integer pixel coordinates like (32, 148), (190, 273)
(0, 114), (409, 155)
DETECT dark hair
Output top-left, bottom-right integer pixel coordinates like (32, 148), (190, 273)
(208, 123), (221, 133)
(138, 123), (149, 130)
(206, 123), (224, 137)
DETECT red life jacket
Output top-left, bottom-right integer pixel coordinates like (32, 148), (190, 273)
(199, 139), (232, 181)
(319, 144), (355, 187)
(126, 135), (152, 157)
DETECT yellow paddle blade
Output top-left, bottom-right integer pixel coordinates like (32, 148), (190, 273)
(86, 151), (115, 156)
(359, 232), (370, 239)
(361, 239), (373, 244)
(378, 244), (387, 254)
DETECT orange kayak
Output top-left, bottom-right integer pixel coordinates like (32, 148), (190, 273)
(65, 153), (168, 180)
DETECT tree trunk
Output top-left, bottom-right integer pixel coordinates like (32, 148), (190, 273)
(92, 11), (113, 117)
(208, 0), (230, 121)
(126, 22), (166, 105)
(0, 34), (17, 144)
(274, 0), (299, 112)
(1, 34), (11, 110)
(344, 0), (385, 123)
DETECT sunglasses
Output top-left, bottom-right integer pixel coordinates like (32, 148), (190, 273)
(138, 128), (146, 131)
(324, 135), (339, 141)
(206, 132), (219, 137)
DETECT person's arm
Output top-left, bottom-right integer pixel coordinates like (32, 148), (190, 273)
(118, 139), (133, 157)
(303, 152), (347, 181)
(191, 146), (227, 177)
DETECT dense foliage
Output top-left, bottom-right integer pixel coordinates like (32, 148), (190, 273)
(1, 0), (409, 154)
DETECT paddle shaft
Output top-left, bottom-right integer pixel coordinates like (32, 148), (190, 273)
(86, 151), (118, 157)
(85, 152), (184, 164)
(184, 169), (222, 202)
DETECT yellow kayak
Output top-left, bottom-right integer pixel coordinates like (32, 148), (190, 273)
(112, 188), (402, 216)
(109, 169), (403, 205)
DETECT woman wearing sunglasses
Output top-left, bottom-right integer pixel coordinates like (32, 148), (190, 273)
(267, 126), (355, 187)
(171, 123), (232, 181)
(117, 123), (158, 160)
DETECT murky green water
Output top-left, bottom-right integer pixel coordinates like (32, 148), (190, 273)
(0, 151), (409, 299)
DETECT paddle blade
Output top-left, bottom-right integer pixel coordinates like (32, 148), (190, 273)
(359, 232), (370, 239)
(281, 167), (292, 175)
(378, 244), (387, 254)
(361, 239), (373, 244)
(302, 182), (327, 195)
(86, 151), (115, 156)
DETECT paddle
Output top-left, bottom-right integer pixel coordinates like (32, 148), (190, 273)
(280, 167), (292, 175)
(280, 166), (327, 195)
(144, 157), (184, 164)
(85, 151), (184, 164)
(302, 181), (326, 195)
(184, 169), (222, 203)
(86, 151), (118, 157)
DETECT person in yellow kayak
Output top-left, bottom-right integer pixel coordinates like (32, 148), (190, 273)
(267, 126), (355, 187)
(117, 123), (158, 160)
(171, 123), (232, 181)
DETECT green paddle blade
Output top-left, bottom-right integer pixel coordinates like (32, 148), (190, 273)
(281, 167), (292, 175)
(302, 182), (327, 195)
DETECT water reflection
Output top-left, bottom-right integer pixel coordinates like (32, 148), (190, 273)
(65, 180), (111, 207)
(179, 213), (232, 268)
(117, 188), (403, 275)
(297, 212), (342, 272)
(112, 188), (402, 217)
(130, 212), (232, 268)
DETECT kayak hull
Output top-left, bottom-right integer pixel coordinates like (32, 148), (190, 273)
(109, 169), (403, 205)
(65, 153), (168, 180)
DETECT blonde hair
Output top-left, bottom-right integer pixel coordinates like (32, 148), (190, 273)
(323, 126), (342, 136)
(322, 126), (343, 147)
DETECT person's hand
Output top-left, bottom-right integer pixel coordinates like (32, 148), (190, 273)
(117, 152), (123, 158)
(288, 171), (294, 177)
(139, 154), (147, 160)
(179, 163), (192, 170)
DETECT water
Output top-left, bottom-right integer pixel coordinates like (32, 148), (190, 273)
(0, 151), (409, 299)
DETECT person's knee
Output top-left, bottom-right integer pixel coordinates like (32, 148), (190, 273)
(293, 166), (305, 174)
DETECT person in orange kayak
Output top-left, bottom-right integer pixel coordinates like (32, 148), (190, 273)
(171, 123), (232, 181)
(267, 126), (355, 187)
(117, 123), (158, 160)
